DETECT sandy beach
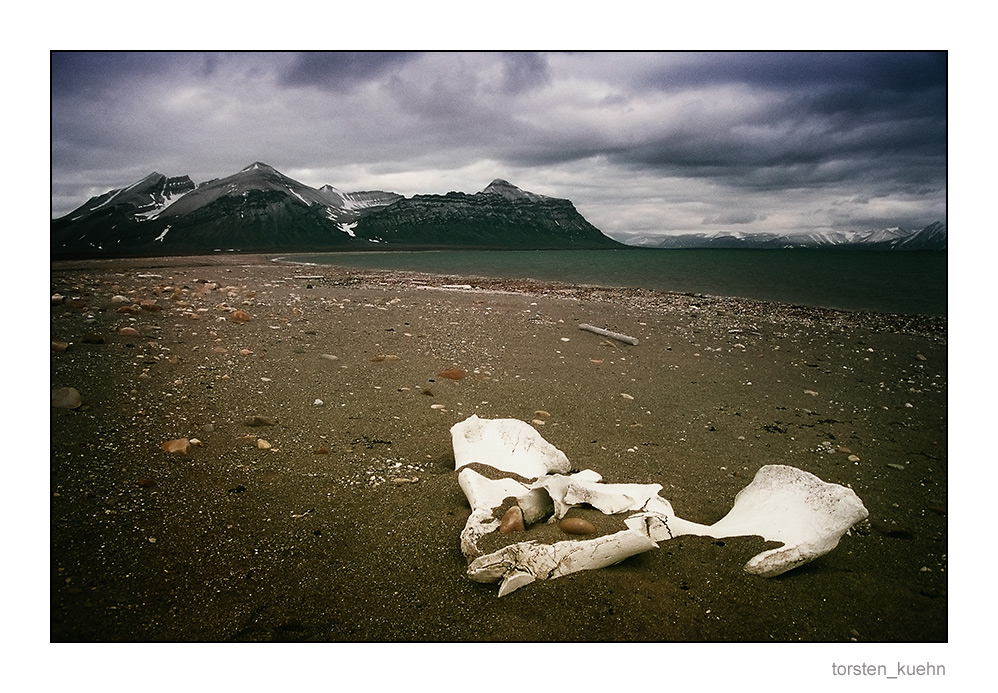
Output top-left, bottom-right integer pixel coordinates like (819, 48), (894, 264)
(50, 254), (947, 642)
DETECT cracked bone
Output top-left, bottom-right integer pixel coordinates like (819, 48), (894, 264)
(452, 416), (869, 595)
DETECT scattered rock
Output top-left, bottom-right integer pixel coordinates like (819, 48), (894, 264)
(140, 299), (162, 312)
(430, 403), (446, 410)
(118, 327), (140, 337)
(438, 367), (467, 380)
(51, 341), (70, 352)
(117, 305), (141, 314)
(256, 439), (272, 450)
(52, 387), (82, 409)
(559, 517), (596, 535)
(534, 410), (551, 419)
(531, 419), (546, 426)
(244, 415), (275, 427)
(804, 389), (819, 396)
(886, 463), (906, 470)
(870, 518), (913, 539)
(837, 446), (852, 454)
(160, 438), (191, 455)
(392, 477), (419, 485)
(136, 478), (157, 488)
(500, 505), (525, 534)
(620, 393), (634, 400)
(231, 310), (252, 323)
(239, 348), (254, 356)
(313, 447), (330, 455)
(51, 293), (65, 305)
(848, 454), (861, 462)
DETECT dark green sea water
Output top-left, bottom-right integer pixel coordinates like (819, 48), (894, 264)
(281, 248), (947, 317)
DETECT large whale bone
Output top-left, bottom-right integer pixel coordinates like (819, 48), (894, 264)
(662, 464), (870, 577)
(450, 416), (869, 595)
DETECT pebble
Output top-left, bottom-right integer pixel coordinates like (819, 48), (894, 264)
(51, 387), (83, 409)
(256, 439), (272, 450)
(118, 327), (140, 337)
(500, 506), (525, 534)
(140, 299), (162, 312)
(531, 419), (546, 426)
(51, 341), (70, 352)
(244, 415), (275, 427)
(430, 403), (446, 410)
(886, 463), (906, 470)
(136, 478), (156, 488)
(620, 393), (634, 400)
(230, 310), (252, 323)
(438, 367), (467, 380)
(559, 517), (596, 535)
(804, 389), (818, 396)
(534, 410), (551, 419)
(160, 438), (191, 455)
(847, 454), (861, 462)
(239, 349), (254, 356)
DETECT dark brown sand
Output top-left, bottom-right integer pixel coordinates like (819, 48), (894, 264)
(50, 255), (947, 643)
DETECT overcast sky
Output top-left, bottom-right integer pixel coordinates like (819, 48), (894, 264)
(50, 51), (946, 239)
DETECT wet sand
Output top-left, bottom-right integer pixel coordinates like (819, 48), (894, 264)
(50, 254), (947, 643)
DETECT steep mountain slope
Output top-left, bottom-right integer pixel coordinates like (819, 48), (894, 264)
(351, 179), (623, 249)
(51, 166), (620, 257)
(51, 163), (402, 257)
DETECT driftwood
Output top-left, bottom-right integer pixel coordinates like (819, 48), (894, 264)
(578, 323), (639, 346)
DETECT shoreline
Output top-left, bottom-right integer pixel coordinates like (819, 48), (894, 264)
(54, 253), (947, 335)
(50, 255), (947, 642)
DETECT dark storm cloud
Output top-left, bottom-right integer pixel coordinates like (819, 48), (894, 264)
(49, 51), (946, 237)
(283, 51), (418, 91)
(499, 52), (551, 93)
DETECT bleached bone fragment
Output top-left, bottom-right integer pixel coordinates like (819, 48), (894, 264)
(457, 466), (532, 557)
(451, 415), (570, 478)
(678, 464), (870, 577)
(516, 488), (555, 525)
(451, 416), (869, 595)
(466, 529), (658, 597)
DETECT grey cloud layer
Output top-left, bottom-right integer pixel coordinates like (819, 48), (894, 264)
(51, 51), (946, 236)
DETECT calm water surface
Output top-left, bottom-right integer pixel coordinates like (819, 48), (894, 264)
(281, 248), (947, 317)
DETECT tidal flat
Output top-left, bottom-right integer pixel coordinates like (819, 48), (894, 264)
(50, 255), (947, 642)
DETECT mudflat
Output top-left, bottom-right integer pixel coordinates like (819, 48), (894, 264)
(50, 255), (947, 642)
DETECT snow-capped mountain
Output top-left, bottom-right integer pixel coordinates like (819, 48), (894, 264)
(51, 163), (617, 258)
(617, 222), (946, 250)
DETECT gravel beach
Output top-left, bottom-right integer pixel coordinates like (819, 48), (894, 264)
(50, 254), (947, 643)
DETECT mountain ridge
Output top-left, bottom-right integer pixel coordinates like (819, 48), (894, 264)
(51, 163), (620, 258)
(616, 221), (946, 251)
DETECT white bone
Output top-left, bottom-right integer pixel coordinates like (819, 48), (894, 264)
(451, 415), (571, 478)
(450, 417), (869, 595)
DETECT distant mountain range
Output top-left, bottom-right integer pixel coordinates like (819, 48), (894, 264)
(51, 162), (946, 258)
(615, 222), (946, 250)
(51, 162), (621, 258)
